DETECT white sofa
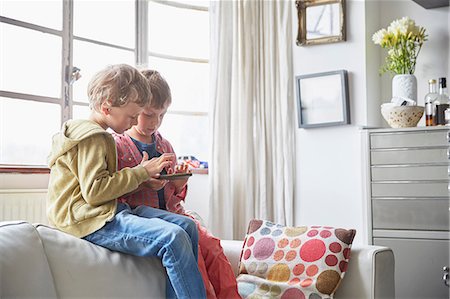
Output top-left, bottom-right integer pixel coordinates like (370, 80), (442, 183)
(0, 221), (395, 298)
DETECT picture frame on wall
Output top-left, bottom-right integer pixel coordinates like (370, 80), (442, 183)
(296, 70), (350, 128)
(296, 0), (346, 46)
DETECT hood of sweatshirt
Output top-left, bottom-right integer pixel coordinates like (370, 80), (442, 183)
(47, 119), (108, 167)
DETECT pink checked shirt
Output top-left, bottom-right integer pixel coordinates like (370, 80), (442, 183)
(113, 132), (187, 214)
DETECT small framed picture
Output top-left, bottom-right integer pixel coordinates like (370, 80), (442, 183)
(296, 70), (350, 128)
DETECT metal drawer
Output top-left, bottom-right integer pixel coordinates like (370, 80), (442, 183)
(371, 165), (448, 181)
(372, 198), (449, 231)
(372, 182), (449, 197)
(370, 130), (449, 149)
(371, 148), (448, 165)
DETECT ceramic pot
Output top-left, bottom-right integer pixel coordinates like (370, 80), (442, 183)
(392, 74), (417, 102)
(381, 105), (424, 128)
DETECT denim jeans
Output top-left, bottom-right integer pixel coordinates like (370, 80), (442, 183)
(83, 203), (206, 299)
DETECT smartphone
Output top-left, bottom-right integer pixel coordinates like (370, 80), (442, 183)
(158, 173), (193, 180)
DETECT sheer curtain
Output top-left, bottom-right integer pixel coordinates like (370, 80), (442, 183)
(209, 0), (295, 240)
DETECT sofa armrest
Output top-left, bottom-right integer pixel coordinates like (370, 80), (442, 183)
(335, 245), (395, 299)
(220, 240), (243, 277)
(220, 240), (395, 299)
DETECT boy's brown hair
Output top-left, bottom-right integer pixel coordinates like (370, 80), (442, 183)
(140, 70), (172, 109)
(88, 64), (152, 112)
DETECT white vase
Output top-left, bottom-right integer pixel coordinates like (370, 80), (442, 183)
(392, 74), (417, 102)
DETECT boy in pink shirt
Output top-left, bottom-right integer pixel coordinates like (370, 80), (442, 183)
(114, 70), (240, 299)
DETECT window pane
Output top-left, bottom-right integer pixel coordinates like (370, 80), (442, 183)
(73, 40), (135, 103)
(148, 56), (209, 113)
(74, 0), (135, 48)
(72, 105), (91, 120)
(0, 0), (62, 30)
(159, 114), (209, 162)
(0, 23), (62, 98)
(0, 98), (61, 165)
(148, 2), (208, 59)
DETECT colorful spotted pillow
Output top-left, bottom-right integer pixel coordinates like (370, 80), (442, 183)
(237, 219), (356, 299)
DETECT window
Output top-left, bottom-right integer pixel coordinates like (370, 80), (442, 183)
(147, 0), (210, 162)
(72, 0), (136, 119)
(0, 0), (209, 167)
(0, 1), (63, 166)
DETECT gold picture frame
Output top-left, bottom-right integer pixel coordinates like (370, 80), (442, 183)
(296, 0), (346, 46)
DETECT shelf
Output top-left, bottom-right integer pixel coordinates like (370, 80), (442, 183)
(412, 0), (449, 9)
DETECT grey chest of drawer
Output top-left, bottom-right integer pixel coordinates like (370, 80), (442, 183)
(366, 127), (450, 299)
(368, 127), (449, 231)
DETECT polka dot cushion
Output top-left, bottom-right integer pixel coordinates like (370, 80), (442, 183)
(237, 219), (356, 299)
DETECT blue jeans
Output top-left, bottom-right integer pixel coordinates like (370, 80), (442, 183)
(83, 203), (206, 299)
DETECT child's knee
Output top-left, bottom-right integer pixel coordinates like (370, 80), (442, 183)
(183, 217), (198, 236)
(199, 232), (221, 248)
(167, 226), (193, 249)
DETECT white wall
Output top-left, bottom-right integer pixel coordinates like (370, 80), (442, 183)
(292, 0), (369, 244)
(0, 173), (49, 189)
(183, 173), (210, 224)
(292, 0), (449, 245)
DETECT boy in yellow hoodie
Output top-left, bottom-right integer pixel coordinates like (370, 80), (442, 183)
(47, 64), (206, 299)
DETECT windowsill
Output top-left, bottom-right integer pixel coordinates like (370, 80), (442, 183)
(191, 168), (208, 175)
(0, 166), (50, 174)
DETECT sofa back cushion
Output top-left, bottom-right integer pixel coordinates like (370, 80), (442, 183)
(0, 221), (58, 299)
(237, 219), (356, 299)
(35, 225), (167, 299)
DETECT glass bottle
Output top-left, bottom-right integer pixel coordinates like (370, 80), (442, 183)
(433, 77), (449, 126)
(424, 79), (438, 126)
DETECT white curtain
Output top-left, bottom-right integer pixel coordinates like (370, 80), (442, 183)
(209, 0), (296, 240)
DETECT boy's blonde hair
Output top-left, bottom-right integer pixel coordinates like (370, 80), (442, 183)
(141, 70), (171, 109)
(88, 64), (152, 112)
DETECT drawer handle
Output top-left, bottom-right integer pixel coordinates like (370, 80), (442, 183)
(444, 266), (449, 287)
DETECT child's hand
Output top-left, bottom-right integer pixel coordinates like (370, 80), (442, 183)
(168, 164), (190, 194)
(143, 178), (167, 191)
(140, 152), (174, 178)
(166, 163), (190, 176)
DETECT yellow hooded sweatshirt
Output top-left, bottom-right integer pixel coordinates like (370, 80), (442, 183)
(46, 119), (149, 238)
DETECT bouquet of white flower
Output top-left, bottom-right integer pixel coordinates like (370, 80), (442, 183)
(372, 17), (427, 75)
